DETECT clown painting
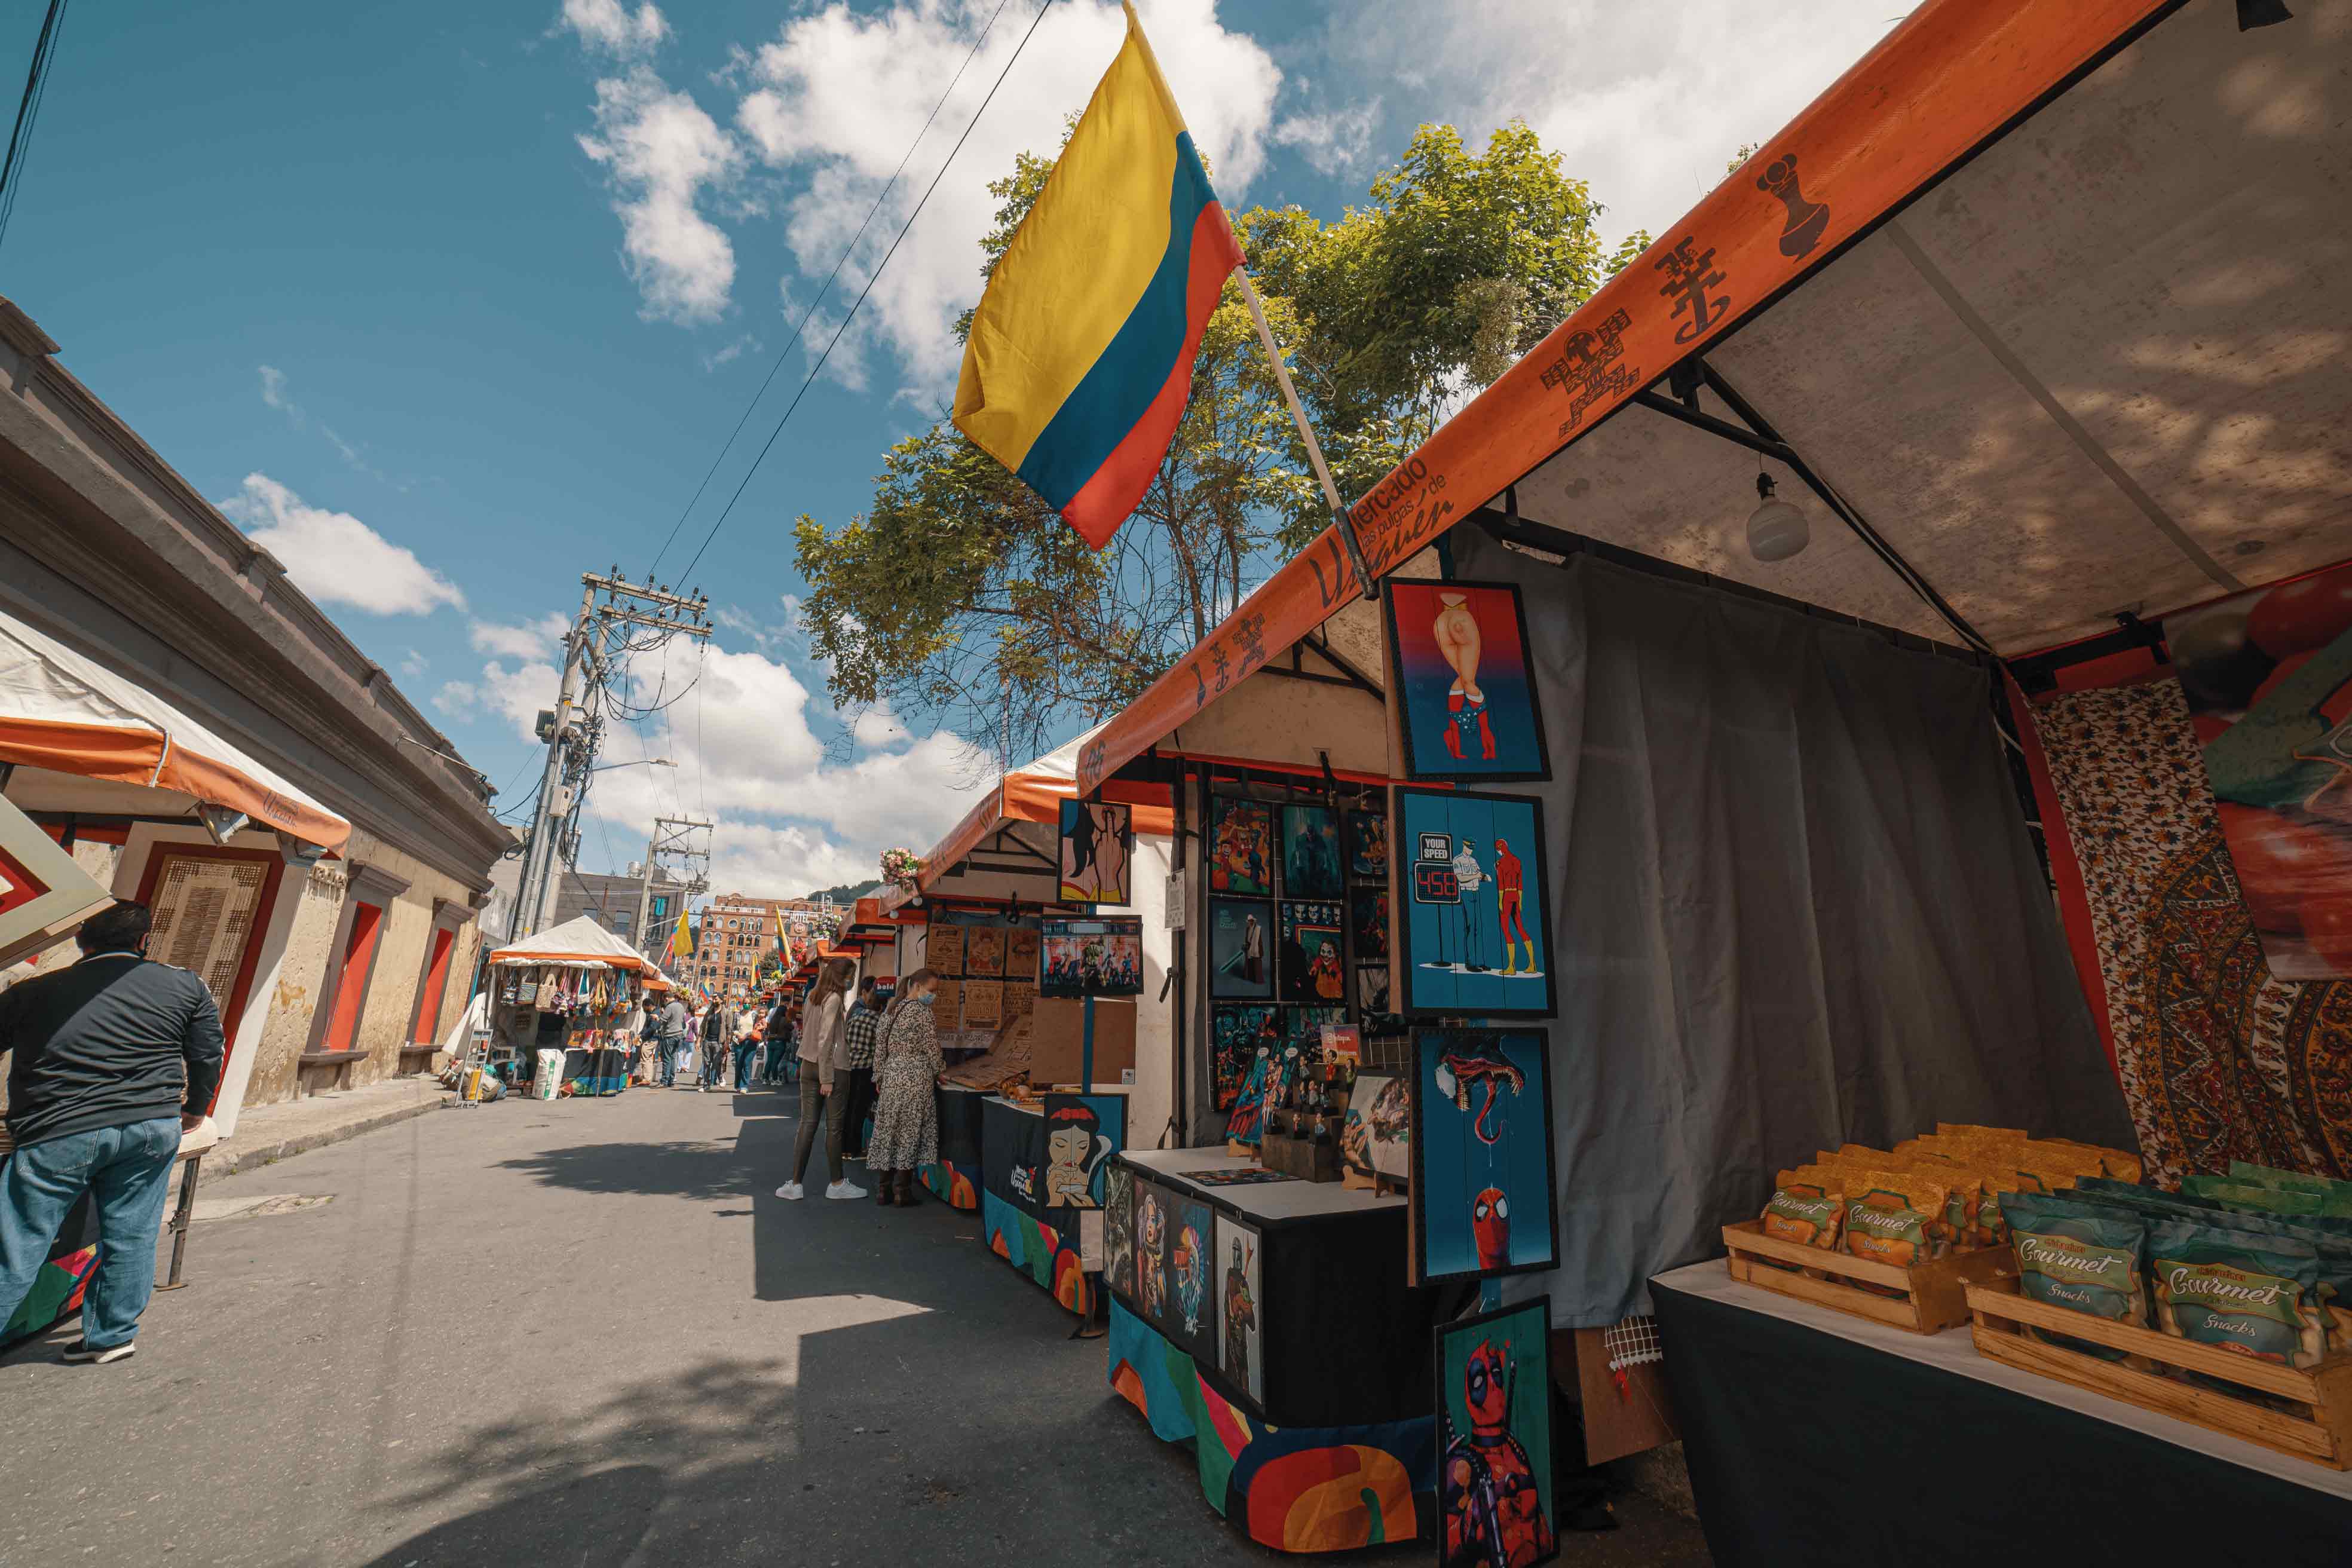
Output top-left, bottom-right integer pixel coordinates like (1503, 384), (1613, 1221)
(1409, 1029), (1557, 1284)
(1435, 1298), (1558, 1568)
(1278, 901), (1346, 1004)
(1385, 580), (1552, 784)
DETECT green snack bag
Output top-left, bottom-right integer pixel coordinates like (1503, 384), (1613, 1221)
(2147, 1220), (2327, 1372)
(2004, 1192), (2150, 1363)
(2226, 1162), (2352, 1220)
(2186, 1177), (2329, 1218)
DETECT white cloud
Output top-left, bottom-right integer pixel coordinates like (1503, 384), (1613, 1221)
(579, 638), (981, 898)
(851, 703), (911, 751)
(400, 649), (429, 678)
(259, 365), (291, 412)
(253, 365), (397, 485)
(470, 613), (573, 661)
(733, 0), (1281, 387)
(219, 474), (464, 617)
(1305, 1), (1903, 247)
(434, 660), (559, 743)
(1272, 97), (1380, 178)
(578, 66), (744, 324)
(561, 0), (667, 56)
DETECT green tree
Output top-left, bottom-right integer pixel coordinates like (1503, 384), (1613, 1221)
(796, 119), (1638, 757)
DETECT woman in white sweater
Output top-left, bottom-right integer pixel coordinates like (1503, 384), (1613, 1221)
(777, 960), (863, 1200)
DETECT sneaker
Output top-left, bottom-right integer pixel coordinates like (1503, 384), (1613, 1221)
(775, 1182), (805, 1200)
(825, 1180), (868, 1200)
(62, 1339), (134, 1364)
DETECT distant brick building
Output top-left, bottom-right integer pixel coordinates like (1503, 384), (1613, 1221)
(681, 893), (846, 1000)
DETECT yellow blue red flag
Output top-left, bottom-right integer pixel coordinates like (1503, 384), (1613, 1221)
(953, 2), (1244, 549)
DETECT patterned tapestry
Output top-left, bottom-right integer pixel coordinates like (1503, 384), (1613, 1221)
(2030, 678), (2352, 1187)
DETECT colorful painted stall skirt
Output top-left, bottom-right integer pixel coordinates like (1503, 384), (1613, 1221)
(1, 1193), (98, 1351)
(1107, 1298), (1435, 1554)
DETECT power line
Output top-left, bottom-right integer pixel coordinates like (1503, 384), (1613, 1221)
(0, 0), (71, 258)
(645, 0), (1022, 582)
(672, 0), (1056, 586)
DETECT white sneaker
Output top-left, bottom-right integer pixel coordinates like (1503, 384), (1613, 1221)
(825, 1180), (868, 1200)
(775, 1181), (805, 1200)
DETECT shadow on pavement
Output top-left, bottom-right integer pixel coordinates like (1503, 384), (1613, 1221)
(491, 1139), (751, 1202)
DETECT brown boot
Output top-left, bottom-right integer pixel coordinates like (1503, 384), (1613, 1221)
(876, 1170), (896, 1206)
(897, 1171), (918, 1207)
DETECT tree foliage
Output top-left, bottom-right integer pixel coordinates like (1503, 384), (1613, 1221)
(797, 118), (1642, 762)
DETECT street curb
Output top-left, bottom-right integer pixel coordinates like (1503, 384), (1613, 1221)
(195, 1095), (452, 1187)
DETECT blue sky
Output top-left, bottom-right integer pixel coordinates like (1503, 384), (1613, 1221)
(0, 0), (1899, 896)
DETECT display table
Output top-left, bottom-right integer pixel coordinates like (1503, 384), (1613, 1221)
(979, 1089), (1128, 1314)
(1652, 1260), (2352, 1566)
(1103, 1147), (1446, 1555)
(918, 1084), (987, 1209)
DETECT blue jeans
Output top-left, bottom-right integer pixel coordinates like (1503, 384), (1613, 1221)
(731, 1042), (758, 1091)
(659, 1038), (681, 1086)
(0, 1117), (180, 1349)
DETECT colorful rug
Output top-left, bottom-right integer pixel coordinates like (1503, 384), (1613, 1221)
(2026, 678), (2352, 1184)
(1107, 1298), (1432, 1554)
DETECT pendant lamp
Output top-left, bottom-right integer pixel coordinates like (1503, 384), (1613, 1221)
(1746, 471), (1809, 563)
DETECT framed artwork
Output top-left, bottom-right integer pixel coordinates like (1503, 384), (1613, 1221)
(1039, 916), (1143, 997)
(960, 979), (1004, 1030)
(0, 794), (112, 970)
(1207, 898), (1274, 1000)
(1207, 795), (1275, 897)
(1040, 1094), (1122, 1209)
(1341, 1071), (1411, 1182)
(1104, 1163), (1136, 1301)
(1212, 1003), (1281, 1111)
(926, 923), (967, 976)
(1385, 578), (1552, 783)
(1134, 1178), (1174, 1331)
(1169, 1192), (1217, 1362)
(1281, 803), (1345, 898)
(1434, 1297), (1559, 1568)
(1217, 1212), (1265, 1405)
(1006, 926), (1042, 980)
(1058, 798), (1135, 905)
(964, 924), (1006, 978)
(1285, 1006), (1345, 1045)
(1350, 885), (1391, 962)
(1397, 787), (1557, 1019)
(1354, 964), (1393, 1015)
(1409, 1029), (1558, 1284)
(1181, 1166), (1295, 1187)
(932, 978), (964, 1033)
(1347, 809), (1389, 881)
(1224, 1044), (1273, 1144)
(1278, 901), (1347, 1004)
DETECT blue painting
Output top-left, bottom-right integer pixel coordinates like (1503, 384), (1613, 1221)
(1410, 1029), (1558, 1284)
(1396, 787), (1556, 1019)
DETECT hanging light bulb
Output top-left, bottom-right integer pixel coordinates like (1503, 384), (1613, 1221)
(1746, 471), (1809, 563)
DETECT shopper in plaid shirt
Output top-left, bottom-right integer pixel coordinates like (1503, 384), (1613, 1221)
(837, 978), (883, 1161)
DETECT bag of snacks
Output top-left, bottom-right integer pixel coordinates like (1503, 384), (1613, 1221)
(2147, 1219), (2327, 1372)
(1841, 1171), (1950, 1268)
(1761, 1174), (1845, 1250)
(2004, 1191), (2151, 1362)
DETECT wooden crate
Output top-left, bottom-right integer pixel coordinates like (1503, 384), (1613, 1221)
(1966, 1278), (2352, 1469)
(1261, 1128), (1340, 1183)
(1721, 1220), (2016, 1334)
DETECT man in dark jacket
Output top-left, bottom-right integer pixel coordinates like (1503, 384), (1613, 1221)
(0, 902), (223, 1363)
(698, 999), (727, 1091)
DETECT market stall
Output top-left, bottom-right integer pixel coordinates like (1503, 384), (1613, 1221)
(1040, 0), (2352, 1555)
(482, 915), (659, 1097)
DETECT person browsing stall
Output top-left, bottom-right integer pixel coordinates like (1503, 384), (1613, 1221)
(777, 959), (862, 1202)
(866, 969), (944, 1209)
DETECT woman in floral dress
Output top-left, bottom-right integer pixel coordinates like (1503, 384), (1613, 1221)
(865, 969), (942, 1208)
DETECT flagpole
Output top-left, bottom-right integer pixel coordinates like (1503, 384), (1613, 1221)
(1233, 268), (1378, 599)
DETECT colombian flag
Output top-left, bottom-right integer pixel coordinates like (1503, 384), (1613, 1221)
(774, 906), (795, 969)
(953, 2), (1244, 549)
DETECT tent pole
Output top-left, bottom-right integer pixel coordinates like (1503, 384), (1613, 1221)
(1235, 270), (1376, 599)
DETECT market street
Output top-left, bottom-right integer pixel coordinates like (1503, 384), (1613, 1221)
(0, 1088), (1711, 1567)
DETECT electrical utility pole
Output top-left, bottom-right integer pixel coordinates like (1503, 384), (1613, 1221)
(512, 569), (712, 942)
(635, 814), (712, 966)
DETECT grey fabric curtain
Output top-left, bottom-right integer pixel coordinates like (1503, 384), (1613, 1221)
(1450, 528), (2132, 1328)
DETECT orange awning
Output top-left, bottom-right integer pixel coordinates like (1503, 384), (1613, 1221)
(1077, 0), (2176, 795)
(0, 607), (351, 849)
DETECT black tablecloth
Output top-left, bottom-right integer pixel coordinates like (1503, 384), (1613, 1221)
(1653, 1274), (2352, 1564)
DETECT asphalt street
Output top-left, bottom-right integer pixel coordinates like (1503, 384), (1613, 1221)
(0, 1082), (1713, 1567)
